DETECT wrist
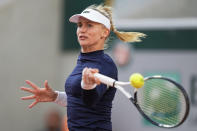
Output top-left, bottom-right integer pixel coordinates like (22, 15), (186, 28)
(54, 91), (67, 107)
(52, 91), (58, 101)
(81, 80), (97, 90)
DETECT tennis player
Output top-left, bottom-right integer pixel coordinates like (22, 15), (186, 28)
(21, 4), (145, 131)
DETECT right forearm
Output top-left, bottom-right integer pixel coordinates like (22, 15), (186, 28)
(81, 88), (99, 106)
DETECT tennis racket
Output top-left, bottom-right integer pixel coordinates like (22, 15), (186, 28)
(94, 73), (190, 128)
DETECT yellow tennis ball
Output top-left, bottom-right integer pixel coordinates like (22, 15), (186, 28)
(129, 73), (144, 88)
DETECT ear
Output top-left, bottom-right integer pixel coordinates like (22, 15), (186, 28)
(102, 28), (110, 39)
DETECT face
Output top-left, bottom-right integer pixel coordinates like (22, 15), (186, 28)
(76, 17), (109, 51)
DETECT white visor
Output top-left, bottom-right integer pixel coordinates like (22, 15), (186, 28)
(69, 9), (111, 30)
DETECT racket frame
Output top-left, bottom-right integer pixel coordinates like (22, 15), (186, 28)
(129, 76), (190, 128)
(94, 73), (190, 128)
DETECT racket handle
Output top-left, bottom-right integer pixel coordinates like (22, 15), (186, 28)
(94, 73), (116, 87)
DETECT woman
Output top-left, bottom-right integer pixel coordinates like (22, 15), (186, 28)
(21, 4), (145, 131)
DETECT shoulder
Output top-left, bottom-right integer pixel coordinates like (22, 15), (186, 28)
(101, 53), (118, 80)
(103, 53), (117, 69)
(83, 52), (118, 80)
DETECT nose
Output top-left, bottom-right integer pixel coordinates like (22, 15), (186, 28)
(78, 25), (87, 33)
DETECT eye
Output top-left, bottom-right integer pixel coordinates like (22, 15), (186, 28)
(87, 23), (93, 27)
(77, 22), (82, 28)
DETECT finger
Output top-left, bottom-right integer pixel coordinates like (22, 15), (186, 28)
(87, 69), (94, 83)
(95, 77), (101, 85)
(87, 70), (96, 84)
(89, 71), (95, 79)
(21, 95), (36, 100)
(84, 68), (90, 84)
(82, 67), (88, 76)
(90, 69), (99, 73)
(44, 80), (50, 90)
(82, 68), (86, 80)
(95, 69), (99, 73)
(82, 68), (86, 82)
(89, 69), (97, 78)
(28, 101), (38, 108)
(25, 80), (39, 90)
(20, 87), (35, 94)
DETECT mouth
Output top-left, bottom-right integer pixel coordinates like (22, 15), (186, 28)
(78, 35), (88, 40)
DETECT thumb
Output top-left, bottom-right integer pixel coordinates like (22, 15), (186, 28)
(91, 69), (99, 74)
(44, 80), (50, 90)
(95, 77), (101, 85)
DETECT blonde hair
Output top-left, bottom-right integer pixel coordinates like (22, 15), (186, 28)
(86, 4), (146, 43)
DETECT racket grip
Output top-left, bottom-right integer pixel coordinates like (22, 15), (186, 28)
(94, 73), (116, 87)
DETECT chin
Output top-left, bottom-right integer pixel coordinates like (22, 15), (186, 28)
(79, 41), (90, 46)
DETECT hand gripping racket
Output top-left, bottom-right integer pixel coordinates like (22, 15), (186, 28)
(94, 73), (190, 128)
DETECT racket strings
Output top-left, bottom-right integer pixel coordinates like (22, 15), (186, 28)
(137, 79), (187, 126)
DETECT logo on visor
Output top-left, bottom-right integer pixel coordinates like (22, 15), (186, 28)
(82, 11), (90, 13)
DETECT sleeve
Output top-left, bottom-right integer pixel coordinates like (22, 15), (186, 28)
(81, 61), (118, 106)
(54, 91), (67, 107)
(81, 88), (99, 106)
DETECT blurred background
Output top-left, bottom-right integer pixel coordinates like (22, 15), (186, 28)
(0, 0), (197, 131)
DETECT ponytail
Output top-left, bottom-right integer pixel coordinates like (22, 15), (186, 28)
(112, 27), (146, 42)
(87, 4), (146, 42)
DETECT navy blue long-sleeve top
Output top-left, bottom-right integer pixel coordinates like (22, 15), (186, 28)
(65, 50), (118, 131)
